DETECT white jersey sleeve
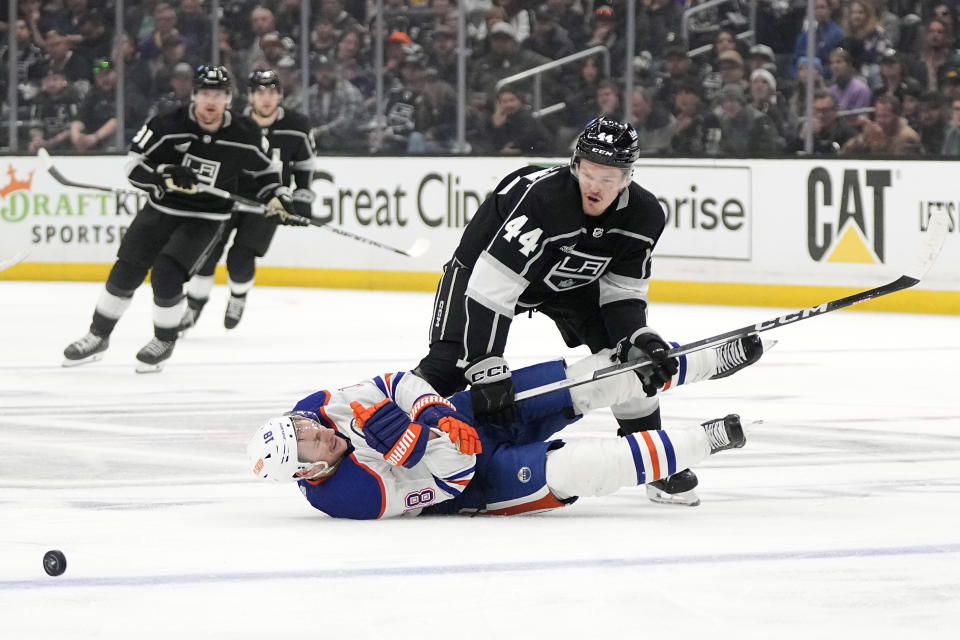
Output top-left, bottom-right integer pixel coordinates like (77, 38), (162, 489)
(297, 371), (476, 519)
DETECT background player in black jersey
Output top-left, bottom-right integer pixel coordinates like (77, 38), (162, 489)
(413, 117), (767, 506)
(62, 65), (302, 373)
(179, 69), (318, 332)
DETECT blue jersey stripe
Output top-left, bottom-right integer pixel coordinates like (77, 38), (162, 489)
(432, 475), (464, 497)
(373, 376), (389, 398)
(625, 434), (646, 485)
(391, 371), (405, 396)
(657, 431), (677, 476)
(671, 341), (687, 385)
(445, 466), (475, 481)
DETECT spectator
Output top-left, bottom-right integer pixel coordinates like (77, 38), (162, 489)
(557, 53), (606, 146)
(426, 25), (457, 86)
(828, 47), (872, 112)
(469, 21), (552, 98)
(336, 27), (373, 96)
(417, 68), (458, 152)
(478, 86), (553, 154)
(867, 0), (900, 49)
(494, 0), (532, 44)
(842, 0), (890, 88)
(586, 5), (626, 77)
(42, 0), (89, 44)
(630, 86), (675, 154)
(43, 28), (92, 93)
(28, 68), (83, 153)
(19, 0), (48, 49)
(310, 16), (339, 60)
(717, 49), (747, 93)
(874, 49), (919, 102)
(74, 11), (112, 65)
(748, 43), (777, 76)
(902, 79), (923, 130)
(277, 55), (305, 111)
(670, 81), (721, 155)
(319, 0), (360, 39)
(138, 2), (179, 62)
(841, 94), (921, 155)
(750, 68), (793, 141)
(1, 18), (45, 102)
(177, 0), (212, 59)
(306, 54), (366, 152)
(595, 79), (621, 119)
(922, 17), (960, 90)
(274, 0), (305, 43)
(657, 42), (701, 107)
(940, 65), (960, 103)
(526, 5), (575, 60)
(238, 5), (278, 78)
(249, 31), (294, 72)
(917, 90), (948, 154)
(788, 56), (827, 121)
(151, 33), (199, 96)
(151, 61), (194, 117)
(793, 0), (844, 79)
(636, 0), (683, 60)
(791, 90), (856, 154)
(112, 30), (154, 101)
(941, 97), (960, 155)
(70, 58), (124, 151)
(931, 2), (958, 48)
(545, 0), (587, 50)
(717, 84), (783, 155)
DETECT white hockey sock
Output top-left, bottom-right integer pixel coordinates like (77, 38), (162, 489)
(153, 296), (187, 331)
(567, 351), (647, 415)
(228, 275), (254, 297)
(545, 427), (710, 500)
(94, 288), (133, 319)
(186, 274), (215, 301)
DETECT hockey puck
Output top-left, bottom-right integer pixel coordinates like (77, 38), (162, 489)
(43, 550), (67, 577)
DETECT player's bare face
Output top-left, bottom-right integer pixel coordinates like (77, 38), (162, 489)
(294, 418), (348, 473)
(576, 159), (630, 216)
(250, 86), (281, 120)
(193, 89), (230, 131)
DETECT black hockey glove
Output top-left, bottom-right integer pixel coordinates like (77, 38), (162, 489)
(160, 165), (199, 194)
(614, 327), (679, 397)
(292, 189), (315, 219)
(266, 187), (310, 226)
(464, 356), (517, 427)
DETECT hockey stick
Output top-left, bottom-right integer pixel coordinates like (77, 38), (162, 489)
(0, 249), (29, 272)
(37, 149), (430, 258)
(515, 209), (950, 402)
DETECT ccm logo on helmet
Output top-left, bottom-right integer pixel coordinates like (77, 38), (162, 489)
(589, 146), (614, 156)
(468, 363), (509, 383)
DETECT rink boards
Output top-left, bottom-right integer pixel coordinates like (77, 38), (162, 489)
(0, 154), (957, 313)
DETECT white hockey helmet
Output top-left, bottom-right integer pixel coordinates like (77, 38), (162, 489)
(246, 412), (335, 482)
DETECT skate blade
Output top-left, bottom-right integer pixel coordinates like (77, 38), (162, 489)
(646, 485), (701, 507)
(62, 353), (104, 368)
(135, 362), (165, 374)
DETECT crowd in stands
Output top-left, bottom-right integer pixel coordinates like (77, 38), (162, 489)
(3, 0), (960, 156)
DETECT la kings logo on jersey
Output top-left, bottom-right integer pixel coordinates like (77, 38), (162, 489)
(182, 153), (220, 186)
(544, 249), (612, 292)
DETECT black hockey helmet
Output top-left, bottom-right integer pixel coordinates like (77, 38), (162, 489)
(571, 116), (640, 170)
(194, 64), (232, 92)
(249, 69), (282, 94)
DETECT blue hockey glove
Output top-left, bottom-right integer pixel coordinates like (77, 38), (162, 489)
(350, 399), (429, 467)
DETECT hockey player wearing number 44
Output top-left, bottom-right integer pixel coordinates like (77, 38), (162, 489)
(62, 65), (303, 373)
(246, 342), (762, 519)
(413, 116), (768, 506)
(180, 70), (318, 333)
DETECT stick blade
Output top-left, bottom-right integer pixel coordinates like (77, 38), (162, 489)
(905, 209), (949, 281)
(405, 238), (430, 258)
(36, 147), (53, 169)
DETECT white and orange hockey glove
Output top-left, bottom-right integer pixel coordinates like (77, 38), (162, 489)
(410, 394), (483, 456)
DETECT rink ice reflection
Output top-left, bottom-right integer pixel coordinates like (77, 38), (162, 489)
(1, 282), (958, 639)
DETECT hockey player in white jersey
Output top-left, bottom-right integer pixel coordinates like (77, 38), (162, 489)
(245, 339), (765, 518)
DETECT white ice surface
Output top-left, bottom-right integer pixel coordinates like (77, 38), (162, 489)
(1, 281), (958, 639)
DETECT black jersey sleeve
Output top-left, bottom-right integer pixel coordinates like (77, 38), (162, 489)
(598, 188), (666, 343)
(457, 166), (582, 367)
(284, 111), (317, 191)
(125, 111), (181, 200)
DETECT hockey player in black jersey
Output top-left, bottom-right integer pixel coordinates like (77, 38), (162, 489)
(413, 116), (767, 506)
(62, 65), (302, 373)
(179, 69), (318, 332)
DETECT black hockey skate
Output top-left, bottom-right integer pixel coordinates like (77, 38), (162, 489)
(647, 468), (700, 507)
(224, 295), (246, 329)
(710, 335), (764, 379)
(135, 338), (176, 373)
(702, 414), (745, 454)
(63, 332), (109, 367)
(178, 305), (203, 335)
